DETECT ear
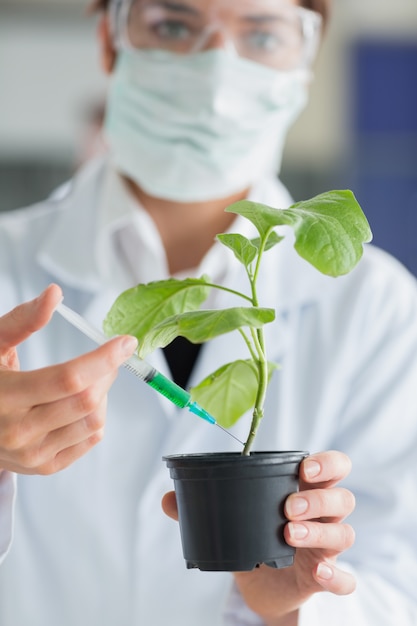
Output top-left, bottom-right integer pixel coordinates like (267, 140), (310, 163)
(97, 14), (117, 74)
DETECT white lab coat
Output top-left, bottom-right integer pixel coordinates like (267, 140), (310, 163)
(0, 157), (417, 625)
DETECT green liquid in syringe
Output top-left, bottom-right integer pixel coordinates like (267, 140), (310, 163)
(147, 371), (191, 408)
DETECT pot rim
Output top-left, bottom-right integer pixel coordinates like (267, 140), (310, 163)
(164, 450), (308, 467)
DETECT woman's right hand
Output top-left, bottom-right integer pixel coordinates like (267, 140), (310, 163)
(0, 284), (138, 475)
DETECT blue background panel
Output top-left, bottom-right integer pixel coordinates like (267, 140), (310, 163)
(350, 39), (417, 276)
(353, 40), (417, 134)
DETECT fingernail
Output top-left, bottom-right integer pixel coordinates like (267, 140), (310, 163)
(317, 563), (333, 580)
(120, 336), (138, 356)
(304, 459), (321, 479)
(53, 296), (64, 311)
(288, 523), (308, 540)
(287, 496), (308, 517)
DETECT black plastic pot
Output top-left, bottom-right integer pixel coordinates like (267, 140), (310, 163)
(164, 451), (308, 572)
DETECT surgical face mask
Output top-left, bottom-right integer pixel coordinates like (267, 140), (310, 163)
(104, 48), (310, 202)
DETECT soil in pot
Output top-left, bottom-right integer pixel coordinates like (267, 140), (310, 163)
(164, 451), (308, 572)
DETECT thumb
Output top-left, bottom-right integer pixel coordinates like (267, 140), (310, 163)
(161, 491), (179, 521)
(0, 284), (63, 352)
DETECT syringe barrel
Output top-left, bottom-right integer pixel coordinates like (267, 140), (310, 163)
(146, 371), (190, 408)
(124, 353), (156, 382)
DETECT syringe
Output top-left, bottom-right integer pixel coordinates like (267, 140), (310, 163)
(55, 302), (243, 445)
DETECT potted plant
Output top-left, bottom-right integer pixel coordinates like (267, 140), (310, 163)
(103, 190), (371, 571)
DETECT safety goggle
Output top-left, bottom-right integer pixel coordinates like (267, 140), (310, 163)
(109, 0), (322, 71)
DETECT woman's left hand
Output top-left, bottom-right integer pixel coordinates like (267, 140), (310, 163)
(162, 450), (356, 625)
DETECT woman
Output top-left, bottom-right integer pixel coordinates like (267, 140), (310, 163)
(0, 1), (416, 624)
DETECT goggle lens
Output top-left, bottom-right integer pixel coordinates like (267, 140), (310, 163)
(112, 1), (322, 70)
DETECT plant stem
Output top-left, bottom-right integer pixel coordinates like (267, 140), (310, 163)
(242, 326), (268, 455)
(242, 229), (273, 455)
(204, 282), (253, 303)
(238, 328), (258, 362)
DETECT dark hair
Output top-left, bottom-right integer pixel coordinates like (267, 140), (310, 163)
(302, 0), (331, 26)
(89, 0), (331, 26)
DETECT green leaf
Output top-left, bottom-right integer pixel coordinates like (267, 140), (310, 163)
(216, 233), (257, 267)
(138, 307), (275, 357)
(103, 276), (211, 340)
(225, 190), (372, 277)
(225, 199), (285, 240)
(285, 191), (373, 276)
(190, 360), (278, 428)
(251, 230), (284, 253)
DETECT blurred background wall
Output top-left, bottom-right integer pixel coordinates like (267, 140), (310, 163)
(1, 0), (417, 274)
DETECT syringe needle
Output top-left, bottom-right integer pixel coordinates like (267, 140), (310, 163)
(187, 400), (244, 445)
(214, 424), (244, 445)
